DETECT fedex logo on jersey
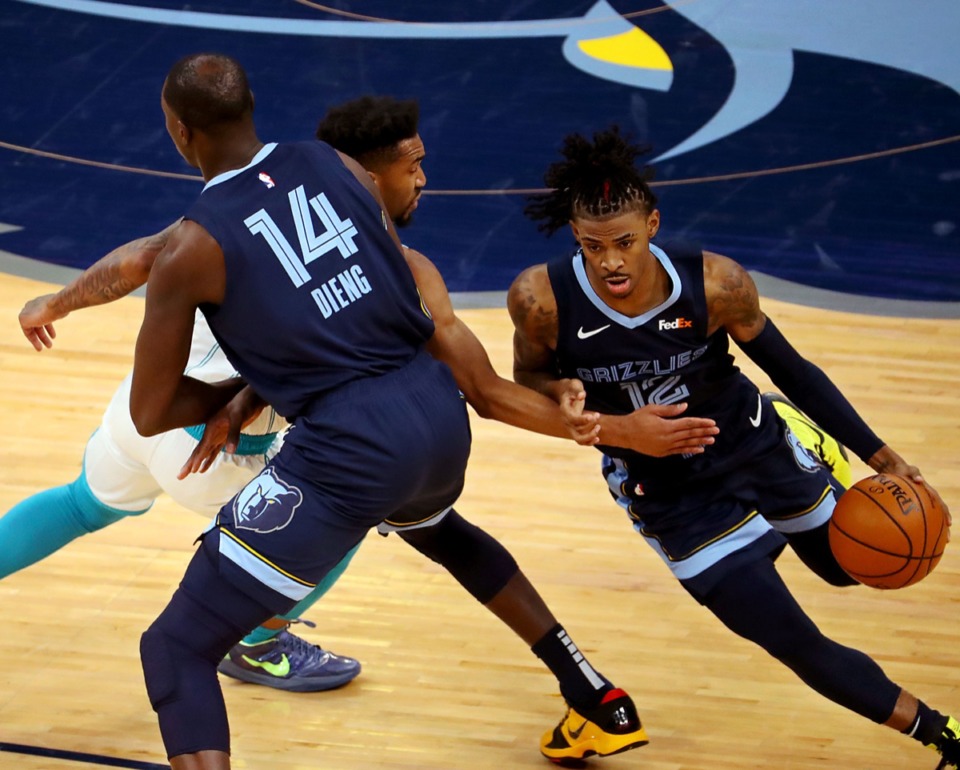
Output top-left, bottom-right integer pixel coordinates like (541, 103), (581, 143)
(658, 317), (693, 331)
(232, 467), (304, 534)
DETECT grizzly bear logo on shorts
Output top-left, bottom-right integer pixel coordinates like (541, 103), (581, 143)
(232, 467), (303, 534)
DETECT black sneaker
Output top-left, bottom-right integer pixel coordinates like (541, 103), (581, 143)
(218, 629), (360, 692)
(931, 715), (960, 769)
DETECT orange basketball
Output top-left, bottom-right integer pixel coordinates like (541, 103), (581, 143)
(828, 473), (950, 589)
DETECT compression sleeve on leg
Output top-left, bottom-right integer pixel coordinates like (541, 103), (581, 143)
(398, 510), (518, 604)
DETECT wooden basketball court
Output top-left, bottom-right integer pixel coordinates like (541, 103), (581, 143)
(0, 271), (957, 769)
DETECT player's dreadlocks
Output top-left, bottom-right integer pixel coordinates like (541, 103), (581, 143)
(316, 95), (419, 171)
(525, 126), (658, 236)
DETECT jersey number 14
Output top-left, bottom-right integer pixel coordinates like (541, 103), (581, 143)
(244, 185), (359, 288)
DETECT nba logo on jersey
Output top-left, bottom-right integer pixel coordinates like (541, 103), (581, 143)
(258, 171), (276, 189)
(232, 467), (303, 533)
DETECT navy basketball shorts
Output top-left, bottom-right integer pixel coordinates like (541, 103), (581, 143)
(205, 350), (472, 612)
(603, 421), (838, 602)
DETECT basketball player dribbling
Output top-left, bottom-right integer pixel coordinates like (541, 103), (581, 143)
(508, 126), (958, 767)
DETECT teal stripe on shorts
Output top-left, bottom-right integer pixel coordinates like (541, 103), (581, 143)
(183, 425), (278, 456)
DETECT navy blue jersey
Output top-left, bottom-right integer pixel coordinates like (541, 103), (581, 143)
(186, 141), (435, 419)
(548, 241), (780, 494)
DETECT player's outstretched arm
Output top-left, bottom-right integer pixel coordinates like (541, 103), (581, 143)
(404, 247), (601, 443)
(708, 251), (909, 475)
(19, 221), (179, 351)
(507, 265), (719, 457)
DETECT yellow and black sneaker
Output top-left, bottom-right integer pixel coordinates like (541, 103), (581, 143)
(931, 715), (960, 769)
(540, 688), (649, 763)
(764, 392), (853, 488)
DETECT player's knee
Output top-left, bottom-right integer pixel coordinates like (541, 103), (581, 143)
(820, 571), (859, 588)
(140, 602), (233, 757)
(399, 510), (519, 603)
(69, 476), (148, 532)
(140, 623), (178, 710)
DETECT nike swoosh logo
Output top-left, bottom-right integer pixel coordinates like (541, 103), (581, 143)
(568, 719), (590, 740)
(241, 653), (291, 678)
(577, 324), (610, 339)
(748, 394), (762, 427)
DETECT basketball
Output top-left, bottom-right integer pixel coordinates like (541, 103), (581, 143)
(829, 473), (950, 589)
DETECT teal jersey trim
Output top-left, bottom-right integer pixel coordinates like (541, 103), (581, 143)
(182, 424), (278, 456)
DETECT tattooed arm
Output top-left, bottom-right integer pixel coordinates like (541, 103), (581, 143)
(507, 265), (565, 398)
(19, 220), (180, 351)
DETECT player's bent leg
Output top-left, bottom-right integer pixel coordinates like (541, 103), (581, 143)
(396, 509), (518, 605)
(785, 519), (858, 586)
(764, 392), (853, 488)
(217, 542), (363, 692)
(0, 470), (149, 578)
(141, 535), (277, 760)
(0, 413), (160, 578)
(152, 429), (362, 690)
(704, 556), (902, 722)
(397, 511), (646, 761)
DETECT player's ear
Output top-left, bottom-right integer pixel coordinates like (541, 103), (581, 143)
(177, 120), (191, 144)
(367, 170), (380, 186)
(646, 209), (660, 239)
(569, 221), (581, 243)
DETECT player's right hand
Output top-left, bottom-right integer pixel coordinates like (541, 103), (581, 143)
(19, 294), (63, 351)
(556, 378), (602, 445)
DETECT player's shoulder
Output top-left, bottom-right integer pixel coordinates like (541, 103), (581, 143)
(702, 250), (753, 291)
(508, 263), (551, 304)
(508, 263), (556, 328)
(701, 250), (761, 327)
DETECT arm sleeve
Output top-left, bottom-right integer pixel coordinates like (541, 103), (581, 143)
(735, 319), (884, 462)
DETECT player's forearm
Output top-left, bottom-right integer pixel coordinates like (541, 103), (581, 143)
(513, 366), (565, 399)
(469, 377), (570, 439)
(50, 226), (174, 315)
(737, 319), (883, 461)
(131, 376), (246, 437)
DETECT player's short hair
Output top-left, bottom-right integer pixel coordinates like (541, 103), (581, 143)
(163, 53), (254, 132)
(525, 126), (658, 236)
(316, 95), (420, 169)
